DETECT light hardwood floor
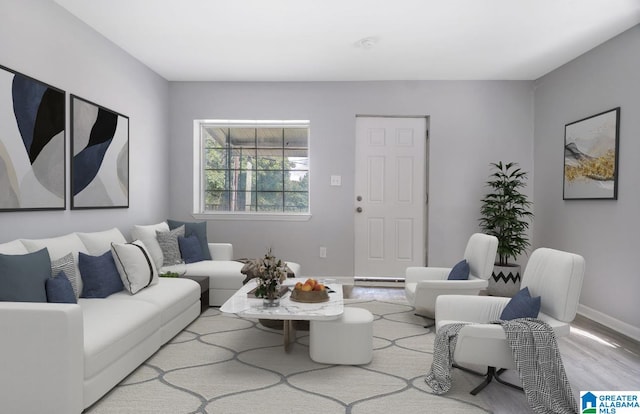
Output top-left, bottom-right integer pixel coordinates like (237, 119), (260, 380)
(345, 285), (640, 414)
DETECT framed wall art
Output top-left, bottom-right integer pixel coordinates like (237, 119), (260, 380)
(0, 65), (66, 211)
(563, 107), (620, 200)
(71, 95), (129, 209)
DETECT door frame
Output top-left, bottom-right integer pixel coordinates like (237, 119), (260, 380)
(353, 114), (430, 278)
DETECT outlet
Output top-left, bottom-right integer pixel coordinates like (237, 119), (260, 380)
(319, 246), (327, 258)
(330, 175), (342, 186)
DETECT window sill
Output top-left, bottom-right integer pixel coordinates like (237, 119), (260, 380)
(192, 212), (312, 222)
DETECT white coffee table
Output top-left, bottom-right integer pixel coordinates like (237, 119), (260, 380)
(220, 278), (344, 352)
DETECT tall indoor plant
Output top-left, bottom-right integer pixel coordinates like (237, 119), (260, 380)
(479, 161), (534, 296)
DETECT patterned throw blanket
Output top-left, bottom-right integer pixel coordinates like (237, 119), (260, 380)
(425, 318), (579, 414)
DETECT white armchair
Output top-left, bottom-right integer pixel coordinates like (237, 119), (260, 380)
(435, 247), (585, 394)
(404, 233), (498, 326)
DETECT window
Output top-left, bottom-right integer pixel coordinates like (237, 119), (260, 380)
(194, 120), (310, 217)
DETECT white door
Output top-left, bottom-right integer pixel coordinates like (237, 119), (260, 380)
(354, 116), (427, 278)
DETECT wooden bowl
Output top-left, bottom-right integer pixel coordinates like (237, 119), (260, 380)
(290, 288), (329, 303)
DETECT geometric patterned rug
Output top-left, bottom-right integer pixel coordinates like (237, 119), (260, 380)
(86, 299), (492, 413)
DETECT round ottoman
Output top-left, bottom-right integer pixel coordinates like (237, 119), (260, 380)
(310, 307), (374, 365)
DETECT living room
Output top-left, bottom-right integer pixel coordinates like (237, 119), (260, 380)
(1, 0), (639, 412)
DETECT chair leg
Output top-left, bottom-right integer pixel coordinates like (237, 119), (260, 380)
(455, 366), (524, 395)
(414, 313), (435, 328)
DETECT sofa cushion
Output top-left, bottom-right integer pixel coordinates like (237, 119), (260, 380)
(21, 233), (89, 294)
(0, 240), (29, 254)
(79, 298), (161, 379)
(46, 271), (77, 304)
(131, 222), (169, 270)
(0, 248), (51, 302)
(183, 260), (246, 290)
(76, 228), (127, 255)
(167, 219), (212, 260)
(157, 225), (184, 266)
(110, 277), (199, 327)
(79, 251), (124, 298)
(179, 235), (204, 264)
(111, 240), (159, 294)
(51, 253), (80, 298)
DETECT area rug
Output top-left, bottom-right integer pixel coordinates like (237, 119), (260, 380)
(86, 300), (492, 414)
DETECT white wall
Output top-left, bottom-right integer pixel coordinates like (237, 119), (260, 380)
(533, 25), (640, 338)
(0, 0), (170, 241)
(169, 80), (534, 276)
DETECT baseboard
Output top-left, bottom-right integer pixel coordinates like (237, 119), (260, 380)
(354, 277), (404, 288)
(578, 304), (640, 343)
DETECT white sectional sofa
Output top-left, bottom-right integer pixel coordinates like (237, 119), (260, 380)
(0, 224), (301, 413)
(131, 221), (301, 306)
(0, 228), (200, 414)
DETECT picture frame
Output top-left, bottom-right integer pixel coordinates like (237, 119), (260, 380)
(70, 95), (129, 209)
(563, 107), (620, 200)
(0, 65), (66, 211)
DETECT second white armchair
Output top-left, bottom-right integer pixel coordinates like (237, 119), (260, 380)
(404, 233), (498, 327)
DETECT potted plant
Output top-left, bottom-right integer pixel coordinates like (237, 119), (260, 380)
(479, 161), (534, 297)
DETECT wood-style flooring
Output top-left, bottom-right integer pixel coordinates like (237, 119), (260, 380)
(345, 285), (640, 414)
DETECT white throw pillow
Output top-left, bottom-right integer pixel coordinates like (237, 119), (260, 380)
(131, 222), (169, 270)
(77, 228), (127, 255)
(111, 240), (159, 294)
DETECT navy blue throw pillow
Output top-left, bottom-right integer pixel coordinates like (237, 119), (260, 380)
(500, 287), (541, 320)
(79, 251), (124, 298)
(447, 259), (470, 280)
(178, 235), (205, 264)
(46, 271), (77, 304)
(167, 219), (211, 260)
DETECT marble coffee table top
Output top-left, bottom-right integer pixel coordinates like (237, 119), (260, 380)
(220, 278), (343, 321)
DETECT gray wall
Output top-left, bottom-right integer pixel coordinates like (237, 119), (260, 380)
(0, 0), (170, 241)
(533, 25), (640, 338)
(169, 81), (534, 276)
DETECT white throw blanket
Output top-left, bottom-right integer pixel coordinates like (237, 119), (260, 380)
(425, 318), (579, 414)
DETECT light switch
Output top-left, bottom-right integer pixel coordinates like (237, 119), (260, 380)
(330, 175), (342, 186)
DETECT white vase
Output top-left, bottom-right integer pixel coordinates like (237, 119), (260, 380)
(488, 264), (521, 297)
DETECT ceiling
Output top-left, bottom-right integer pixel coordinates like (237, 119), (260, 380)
(53, 0), (640, 81)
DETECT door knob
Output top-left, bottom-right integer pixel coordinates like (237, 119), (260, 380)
(356, 207), (363, 213)
(356, 195), (362, 201)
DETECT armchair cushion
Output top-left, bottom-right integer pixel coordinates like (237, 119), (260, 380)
(447, 260), (470, 280)
(500, 287), (541, 321)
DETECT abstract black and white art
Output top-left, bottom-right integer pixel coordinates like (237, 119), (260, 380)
(71, 95), (129, 209)
(563, 107), (620, 200)
(0, 65), (65, 211)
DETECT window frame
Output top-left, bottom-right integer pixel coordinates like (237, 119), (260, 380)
(193, 119), (311, 221)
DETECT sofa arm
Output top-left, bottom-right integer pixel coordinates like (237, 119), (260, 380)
(208, 243), (233, 260)
(0, 302), (84, 414)
(435, 294), (510, 325)
(405, 267), (450, 283)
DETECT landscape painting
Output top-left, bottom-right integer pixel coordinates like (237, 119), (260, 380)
(563, 107), (620, 200)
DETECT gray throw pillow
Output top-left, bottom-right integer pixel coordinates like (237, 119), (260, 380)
(157, 225), (185, 266)
(51, 253), (80, 298)
(0, 248), (51, 302)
